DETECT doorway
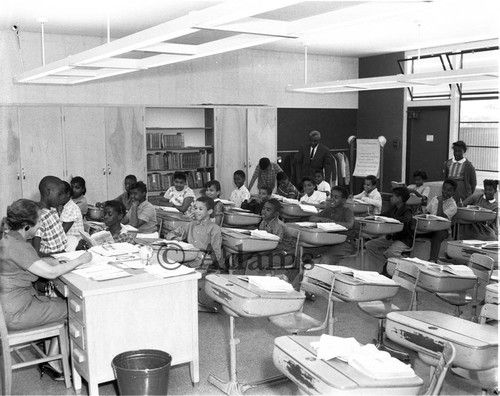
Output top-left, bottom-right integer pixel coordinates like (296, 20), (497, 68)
(406, 106), (450, 182)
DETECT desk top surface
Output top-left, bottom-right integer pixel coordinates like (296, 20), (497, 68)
(387, 311), (498, 347)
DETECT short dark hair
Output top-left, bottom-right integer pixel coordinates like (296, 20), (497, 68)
(265, 198), (282, 213)
(173, 171), (187, 181)
(103, 200), (127, 217)
(71, 176), (87, 195)
(38, 176), (62, 196)
(413, 170), (428, 180)
(276, 172), (288, 182)
(197, 196), (215, 211)
(206, 180), (221, 192)
(392, 187), (410, 203)
(452, 140), (467, 152)
(130, 181), (147, 193)
(234, 170), (246, 179)
(4, 199), (40, 230)
(125, 174), (137, 182)
(443, 178), (458, 191)
(331, 186), (349, 199)
(259, 158), (271, 170)
(301, 177), (316, 187)
(365, 175), (378, 186)
(259, 186), (272, 195)
(483, 179), (498, 190)
(62, 181), (72, 195)
(314, 170), (324, 176)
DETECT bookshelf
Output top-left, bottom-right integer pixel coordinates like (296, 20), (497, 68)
(145, 107), (214, 196)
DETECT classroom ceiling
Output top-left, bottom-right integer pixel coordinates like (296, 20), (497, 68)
(3, 0), (499, 58)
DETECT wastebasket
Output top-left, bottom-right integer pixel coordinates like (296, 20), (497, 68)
(112, 349), (172, 395)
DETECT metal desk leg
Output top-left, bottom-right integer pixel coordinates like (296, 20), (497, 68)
(360, 237), (365, 271)
(328, 301), (335, 335)
(375, 319), (410, 362)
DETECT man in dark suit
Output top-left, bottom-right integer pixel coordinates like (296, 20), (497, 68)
(295, 130), (333, 184)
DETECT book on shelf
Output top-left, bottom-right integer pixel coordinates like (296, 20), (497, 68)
(146, 131), (184, 149)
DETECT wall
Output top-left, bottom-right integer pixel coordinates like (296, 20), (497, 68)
(357, 52), (405, 192)
(0, 30), (358, 109)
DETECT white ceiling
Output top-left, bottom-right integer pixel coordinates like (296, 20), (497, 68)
(2, 0), (499, 57)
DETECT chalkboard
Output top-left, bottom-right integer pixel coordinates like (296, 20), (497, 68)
(353, 139), (380, 177)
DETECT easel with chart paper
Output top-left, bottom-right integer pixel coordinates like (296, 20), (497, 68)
(348, 136), (386, 194)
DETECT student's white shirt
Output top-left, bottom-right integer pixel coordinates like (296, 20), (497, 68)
(354, 188), (382, 214)
(316, 181), (331, 194)
(300, 191), (327, 205)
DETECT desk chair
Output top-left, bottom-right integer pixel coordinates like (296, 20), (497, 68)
(436, 253), (494, 321)
(423, 342), (456, 396)
(269, 274), (336, 334)
(0, 304), (72, 395)
(357, 260), (422, 362)
(479, 303), (499, 323)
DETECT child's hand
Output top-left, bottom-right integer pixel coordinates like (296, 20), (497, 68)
(77, 251), (93, 265)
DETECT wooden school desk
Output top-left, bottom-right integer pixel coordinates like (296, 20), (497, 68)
(55, 266), (200, 396)
(446, 240), (499, 265)
(273, 335), (423, 395)
(385, 311), (498, 371)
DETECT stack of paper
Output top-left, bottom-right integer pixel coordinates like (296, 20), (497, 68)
(144, 264), (195, 278)
(217, 199), (234, 205)
(423, 214), (449, 222)
(348, 354), (415, 379)
(352, 271), (396, 285)
(135, 232), (159, 239)
(440, 265), (475, 276)
(310, 335), (361, 360)
(121, 224), (139, 232)
(462, 240), (488, 246)
(155, 206), (181, 213)
(250, 230), (280, 241)
(90, 242), (139, 257)
(371, 216), (401, 224)
(299, 204), (318, 214)
(247, 276), (294, 292)
(72, 264), (131, 281)
(283, 198), (300, 205)
(294, 222), (317, 227)
(316, 223), (348, 232)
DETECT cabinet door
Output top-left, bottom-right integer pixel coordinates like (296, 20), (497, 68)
(214, 107), (247, 199)
(63, 107), (107, 204)
(0, 107), (22, 216)
(18, 106), (64, 201)
(105, 107), (145, 200)
(246, 107), (278, 194)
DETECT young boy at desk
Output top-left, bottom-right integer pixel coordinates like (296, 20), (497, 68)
(309, 186), (355, 265)
(422, 179), (458, 262)
(166, 196), (222, 269)
(353, 175), (382, 215)
(204, 180), (224, 226)
(300, 177), (327, 206)
(241, 186), (272, 214)
(122, 181), (157, 234)
(160, 171), (196, 216)
(230, 170), (251, 208)
(407, 170), (430, 206)
(33, 176), (68, 257)
(461, 179), (498, 241)
(314, 170), (331, 197)
(364, 187), (413, 273)
(60, 181), (84, 251)
(276, 172), (299, 199)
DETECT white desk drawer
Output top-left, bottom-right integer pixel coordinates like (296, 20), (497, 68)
(69, 322), (85, 350)
(72, 345), (89, 378)
(68, 292), (84, 323)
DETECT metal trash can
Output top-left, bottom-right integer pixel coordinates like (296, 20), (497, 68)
(112, 349), (172, 395)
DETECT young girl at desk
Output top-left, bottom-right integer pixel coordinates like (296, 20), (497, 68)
(276, 172), (299, 199)
(166, 196), (222, 269)
(407, 170), (430, 206)
(204, 180), (224, 226)
(300, 177), (327, 206)
(160, 171), (196, 216)
(70, 176), (88, 216)
(122, 181), (157, 234)
(60, 181), (84, 251)
(353, 175), (382, 215)
(461, 179), (498, 241)
(103, 200), (136, 243)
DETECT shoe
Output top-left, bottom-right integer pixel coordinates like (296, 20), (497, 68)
(305, 292), (316, 301)
(39, 363), (64, 381)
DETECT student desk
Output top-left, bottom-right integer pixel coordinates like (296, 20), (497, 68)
(273, 335), (423, 395)
(56, 267), (201, 396)
(446, 240), (499, 266)
(385, 311), (498, 371)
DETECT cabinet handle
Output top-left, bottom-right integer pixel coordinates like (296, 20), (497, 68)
(102, 168), (106, 175)
(108, 165), (111, 175)
(69, 323), (81, 338)
(22, 169), (26, 180)
(69, 299), (82, 313)
(17, 172), (20, 180)
(73, 348), (86, 363)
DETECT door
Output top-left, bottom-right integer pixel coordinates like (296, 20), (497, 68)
(406, 106), (450, 182)
(246, 107), (278, 194)
(63, 107), (107, 204)
(18, 106), (64, 201)
(0, 106), (22, 216)
(214, 107), (247, 199)
(105, 107), (146, 200)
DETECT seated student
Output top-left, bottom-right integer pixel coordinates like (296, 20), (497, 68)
(114, 174), (137, 211)
(166, 196), (222, 269)
(123, 181), (157, 233)
(314, 170), (331, 197)
(461, 179), (498, 241)
(204, 180), (224, 226)
(102, 200), (136, 243)
(276, 171), (299, 200)
(353, 175), (382, 215)
(300, 177), (327, 205)
(421, 179), (458, 262)
(407, 170), (430, 206)
(160, 171), (196, 215)
(241, 186), (272, 215)
(364, 187), (413, 273)
(230, 170), (251, 208)
(309, 186), (355, 265)
(33, 176), (68, 257)
(70, 176), (88, 216)
(60, 181), (84, 251)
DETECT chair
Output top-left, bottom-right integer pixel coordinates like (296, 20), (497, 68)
(423, 342), (457, 396)
(357, 260), (423, 361)
(436, 253), (495, 321)
(0, 304), (72, 395)
(401, 217), (423, 257)
(478, 303), (499, 324)
(268, 273), (337, 334)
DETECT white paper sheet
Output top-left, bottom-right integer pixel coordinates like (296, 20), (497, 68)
(250, 230), (280, 241)
(90, 242), (140, 257)
(299, 204), (318, 214)
(144, 264), (195, 278)
(316, 223), (348, 232)
(155, 206), (181, 213)
(246, 276), (294, 292)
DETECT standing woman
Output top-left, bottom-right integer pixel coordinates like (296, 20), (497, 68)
(443, 140), (477, 204)
(0, 199), (91, 379)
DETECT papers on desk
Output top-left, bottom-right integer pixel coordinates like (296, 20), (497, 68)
(217, 199), (234, 205)
(90, 242), (139, 257)
(294, 222), (317, 228)
(299, 204), (318, 214)
(72, 263), (131, 281)
(316, 223), (348, 232)
(311, 335), (416, 379)
(421, 214), (449, 222)
(283, 198), (299, 205)
(135, 232), (159, 239)
(121, 224), (138, 232)
(367, 216), (401, 224)
(155, 206), (181, 213)
(144, 264), (195, 278)
(229, 207), (252, 213)
(404, 258), (475, 276)
(151, 240), (197, 250)
(250, 230), (280, 241)
(462, 240), (488, 246)
(244, 276), (294, 293)
(314, 265), (396, 285)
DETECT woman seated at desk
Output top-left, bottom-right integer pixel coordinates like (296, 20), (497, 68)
(0, 199), (91, 380)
